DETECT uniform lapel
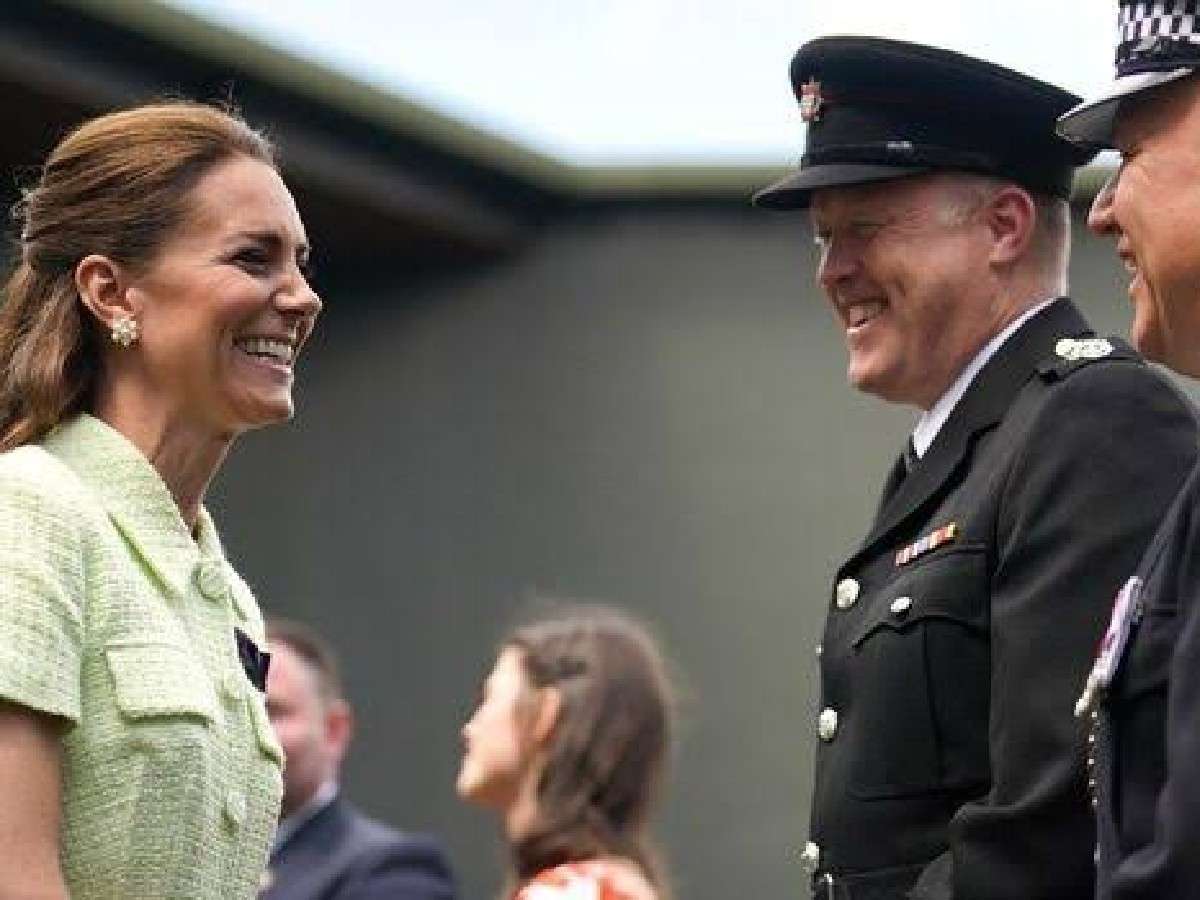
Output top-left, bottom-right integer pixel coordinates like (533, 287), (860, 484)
(848, 299), (1092, 570)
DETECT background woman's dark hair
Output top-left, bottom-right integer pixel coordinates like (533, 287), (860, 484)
(0, 100), (276, 450)
(505, 603), (676, 897)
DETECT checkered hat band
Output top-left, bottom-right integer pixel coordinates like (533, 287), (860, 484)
(1117, 1), (1200, 70)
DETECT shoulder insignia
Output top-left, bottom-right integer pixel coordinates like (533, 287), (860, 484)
(1055, 337), (1114, 361)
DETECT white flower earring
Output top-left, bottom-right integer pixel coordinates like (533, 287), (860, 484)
(110, 314), (139, 348)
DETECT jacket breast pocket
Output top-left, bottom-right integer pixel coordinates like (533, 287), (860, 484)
(106, 641), (219, 731)
(847, 546), (990, 799)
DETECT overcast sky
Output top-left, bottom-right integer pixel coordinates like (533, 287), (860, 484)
(167, 1), (1117, 165)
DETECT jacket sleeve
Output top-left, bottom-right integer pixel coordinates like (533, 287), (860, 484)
(0, 454), (86, 723)
(915, 362), (1198, 899)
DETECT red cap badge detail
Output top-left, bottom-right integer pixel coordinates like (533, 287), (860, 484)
(799, 78), (824, 123)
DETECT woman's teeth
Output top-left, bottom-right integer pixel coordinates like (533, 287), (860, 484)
(236, 337), (293, 363)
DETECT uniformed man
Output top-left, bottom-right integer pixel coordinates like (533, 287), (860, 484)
(755, 37), (1200, 899)
(1058, 3), (1200, 897)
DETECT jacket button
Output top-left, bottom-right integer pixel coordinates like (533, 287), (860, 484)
(890, 596), (913, 616)
(815, 643), (823, 658)
(834, 578), (860, 609)
(223, 790), (245, 829)
(818, 707), (839, 742)
(800, 841), (820, 874)
(194, 561), (227, 602)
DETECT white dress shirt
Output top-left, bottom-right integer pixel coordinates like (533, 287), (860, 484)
(911, 298), (1058, 459)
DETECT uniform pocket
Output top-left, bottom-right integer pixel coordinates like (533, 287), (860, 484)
(105, 642), (218, 724)
(847, 547), (989, 799)
(852, 545), (988, 647)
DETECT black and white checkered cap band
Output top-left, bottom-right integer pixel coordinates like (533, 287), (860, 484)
(1118, 1), (1200, 72)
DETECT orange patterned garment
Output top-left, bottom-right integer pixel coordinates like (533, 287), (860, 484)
(514, 861), (655, 900)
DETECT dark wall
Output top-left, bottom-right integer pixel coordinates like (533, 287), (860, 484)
(210, 207), (1152, 899)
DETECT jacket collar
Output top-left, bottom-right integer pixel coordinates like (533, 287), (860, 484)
(849, 298), (1093, 569)
(42, 414), (225, 600)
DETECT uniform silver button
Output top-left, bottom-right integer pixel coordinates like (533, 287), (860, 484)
(815, 643), (823, 659)
(818, 707), (839, 742)
(835, 578), (860, 609)
(890, 596), (913, 616)
(195, 560), (227, 602)
(800, 841), (820, 874)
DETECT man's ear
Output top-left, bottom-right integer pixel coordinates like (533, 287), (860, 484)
(984, 185), (1037, 267)
(531, 686), (562, 748)
(323, 698), (354, 768)
(74, 254), (137, 333)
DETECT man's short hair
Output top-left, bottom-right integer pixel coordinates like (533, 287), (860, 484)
(267, 617), (344, 704)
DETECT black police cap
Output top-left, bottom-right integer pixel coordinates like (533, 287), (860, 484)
(1059, 1), (1200, 147)
(754, 36), (1094, 210)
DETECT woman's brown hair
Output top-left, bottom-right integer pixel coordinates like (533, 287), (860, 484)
(505, 604), (676, 897)
(0, 101), (276, 450)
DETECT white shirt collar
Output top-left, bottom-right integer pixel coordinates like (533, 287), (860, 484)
(911, 297), (1058, 459)
(273, 779), (338, 854)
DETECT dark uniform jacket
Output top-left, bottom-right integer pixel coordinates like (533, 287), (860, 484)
(1094, 459), (1200, 899)
(808, 299), (1198, 899)
(260, 794), (457, 900)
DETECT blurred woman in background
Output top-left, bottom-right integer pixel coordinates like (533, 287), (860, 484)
(0, 100), (321, 898)
(457, 605), (677, 900)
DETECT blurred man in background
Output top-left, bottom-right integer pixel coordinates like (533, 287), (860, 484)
(261, 618), (456, 900)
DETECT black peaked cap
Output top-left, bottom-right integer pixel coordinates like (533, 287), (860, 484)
(755, 36), (1095, 210)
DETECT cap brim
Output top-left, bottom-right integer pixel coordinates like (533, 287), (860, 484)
(753, 163), (928, 210)
(1058, 67), (1194, 147)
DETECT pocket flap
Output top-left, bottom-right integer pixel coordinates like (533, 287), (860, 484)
(853, 547), (988, 647)
(105, 642), (218, 723)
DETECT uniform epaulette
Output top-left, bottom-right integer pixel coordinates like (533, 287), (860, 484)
(1036, 335), (1139, 381)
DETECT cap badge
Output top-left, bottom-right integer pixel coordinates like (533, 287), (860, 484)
(1055, 337), (1114, 362)
(799, 78), (824, 123)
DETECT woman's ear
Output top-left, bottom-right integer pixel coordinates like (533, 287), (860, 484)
(531, 686), (562, 748)
(74, 254), (137, 333)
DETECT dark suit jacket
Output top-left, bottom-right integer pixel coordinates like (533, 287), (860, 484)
(808, 300), (1199, 899)
(1095, 460), (1200, 899)
(260, 795), (457, 900)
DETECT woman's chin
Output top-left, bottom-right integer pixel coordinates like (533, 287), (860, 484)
(227, 395), (295, 432)
(454, 767), (479, 803)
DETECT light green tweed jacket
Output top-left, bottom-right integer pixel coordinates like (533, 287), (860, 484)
(0, 414), (284, 899)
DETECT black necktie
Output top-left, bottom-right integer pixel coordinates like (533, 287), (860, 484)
(904, 436), (920, 474)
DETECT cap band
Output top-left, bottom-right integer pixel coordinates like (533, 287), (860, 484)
(1116, 2), (1200, 74)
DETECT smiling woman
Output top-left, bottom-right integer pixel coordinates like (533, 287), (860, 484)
(0, 101), (321, 899)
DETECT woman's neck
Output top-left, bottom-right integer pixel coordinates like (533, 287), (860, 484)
(503, 767), (542, 844)
(91, 389), (233, 531)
